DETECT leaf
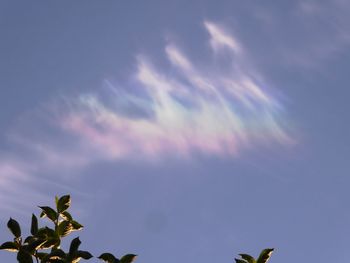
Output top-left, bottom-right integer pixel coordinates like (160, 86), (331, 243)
(76, 250), (93, 260)
(30, 214), (38, 235)
(39, 206), (58, 221)
(98, 253), (119, 263)
(40, 238), (60, 249)
(69, 237), (81, 255)
(55, 196), (59, 207)
(17, 249), (33, 263)
(235, 259), (248, 263)
(0, 241), (18, 252)
(71, 220), (84, 231)
(49, 249), (66, 260)
(25, 238), (47, 252)
(36, 252), (49, 260)
(7, 218), (21, 238)
(120, 254), (137, 263)
(37, 227), (56, 239)
(61, 211), (73, 221)
(256, 248), (274, 263)
(58, 221), (73, 237)
(239, 254), (256, 263)
(57, 195), (71, 213)
(24, 236), (34, 244)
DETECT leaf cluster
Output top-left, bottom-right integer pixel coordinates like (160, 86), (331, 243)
(0, 195), (137, 263)
(1, 195), (273, 263)
(235, 248), (274, 263)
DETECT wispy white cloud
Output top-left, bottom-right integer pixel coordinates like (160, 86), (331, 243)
(204, 21), (242, 54)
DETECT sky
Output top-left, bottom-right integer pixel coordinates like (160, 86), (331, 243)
(1, 0), (350, 262)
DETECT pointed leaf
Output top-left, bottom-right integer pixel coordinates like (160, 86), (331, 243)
(7, 218), (21, 238)
(77, 250), (93, 260)
(239, 254), (256, 263)
(36, 227), (55, 239)
(69, 237), (81, 255)
(40, 238), (60, 249)
(235, 259), (248, 263)
(256, 248), (274, 263)
(120, 254), (137, 263)
(39, 206), (58, 221)
(26, 239), (47, 252)
(31, 214), (38, 235)
(58, 221), (73, 237)
(0, 241), (18, 252)
(71, 220), (84, 231)
(17, 249), (33, 263)
(98, 253), (119, 263)
(61, 211), (73, 221)
(57, 195), (71, 213)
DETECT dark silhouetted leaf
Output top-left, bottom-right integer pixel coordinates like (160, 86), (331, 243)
(17, 249), (33, 263)
(30, 214), (38, 235)
(69, 237), (81, 255)
(0, 241), (18, 252)
(77, 250), (93, 260)
(36, 227), (56, 240)
(120, 254), (137, 263)
(39, 206), (58, 221)
(256, 248), (274, 263)
(41, 237), (60, 249)
(71, 220), (83, 231)
(25, 239), (47, 252)
(235, 259), (248, 263)
(98, 252), (119, 263)
(47, 249), (66, 261)
(239, 254), (256, 263)
(61, 211), (73, 221)
(57, 195), (71, 213)
(36, 252), (49, 260)
(7, 218), (21, 238)
(58, 221), (73, 237)
(24, 236), (34, 244)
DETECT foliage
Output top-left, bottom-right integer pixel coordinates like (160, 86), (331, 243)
(0, 195), (137, 263)
(1, 195), (274, 263)
(235, 248), (274, 263)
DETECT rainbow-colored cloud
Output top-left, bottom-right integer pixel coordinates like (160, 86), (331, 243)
(60, 21), (293, 160)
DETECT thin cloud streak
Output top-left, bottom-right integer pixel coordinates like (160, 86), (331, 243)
(204, 21), (242, 54)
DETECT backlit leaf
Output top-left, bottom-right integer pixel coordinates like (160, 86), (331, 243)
(77, 250), (93, 260)
(57, 195), (71, 213)
(7, 218), (21, 238)
(38, 206), (58, 221)
(0, 241), (18, 252)
(17, 249), (33, 263)
(98, 252), (119, 263)
(256, 248), (274, 263)
(120, 254), (137, 263)
(30, 214), (38, 235)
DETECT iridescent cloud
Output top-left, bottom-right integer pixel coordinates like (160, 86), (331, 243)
(59, 21), (293, 160)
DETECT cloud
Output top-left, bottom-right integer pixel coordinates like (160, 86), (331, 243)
(59, 21), (293, 160)
(204, 21), (242, 54)
(0, 20), (294, 212)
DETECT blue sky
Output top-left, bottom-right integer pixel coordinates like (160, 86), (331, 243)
(1, 1), (350, 262)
